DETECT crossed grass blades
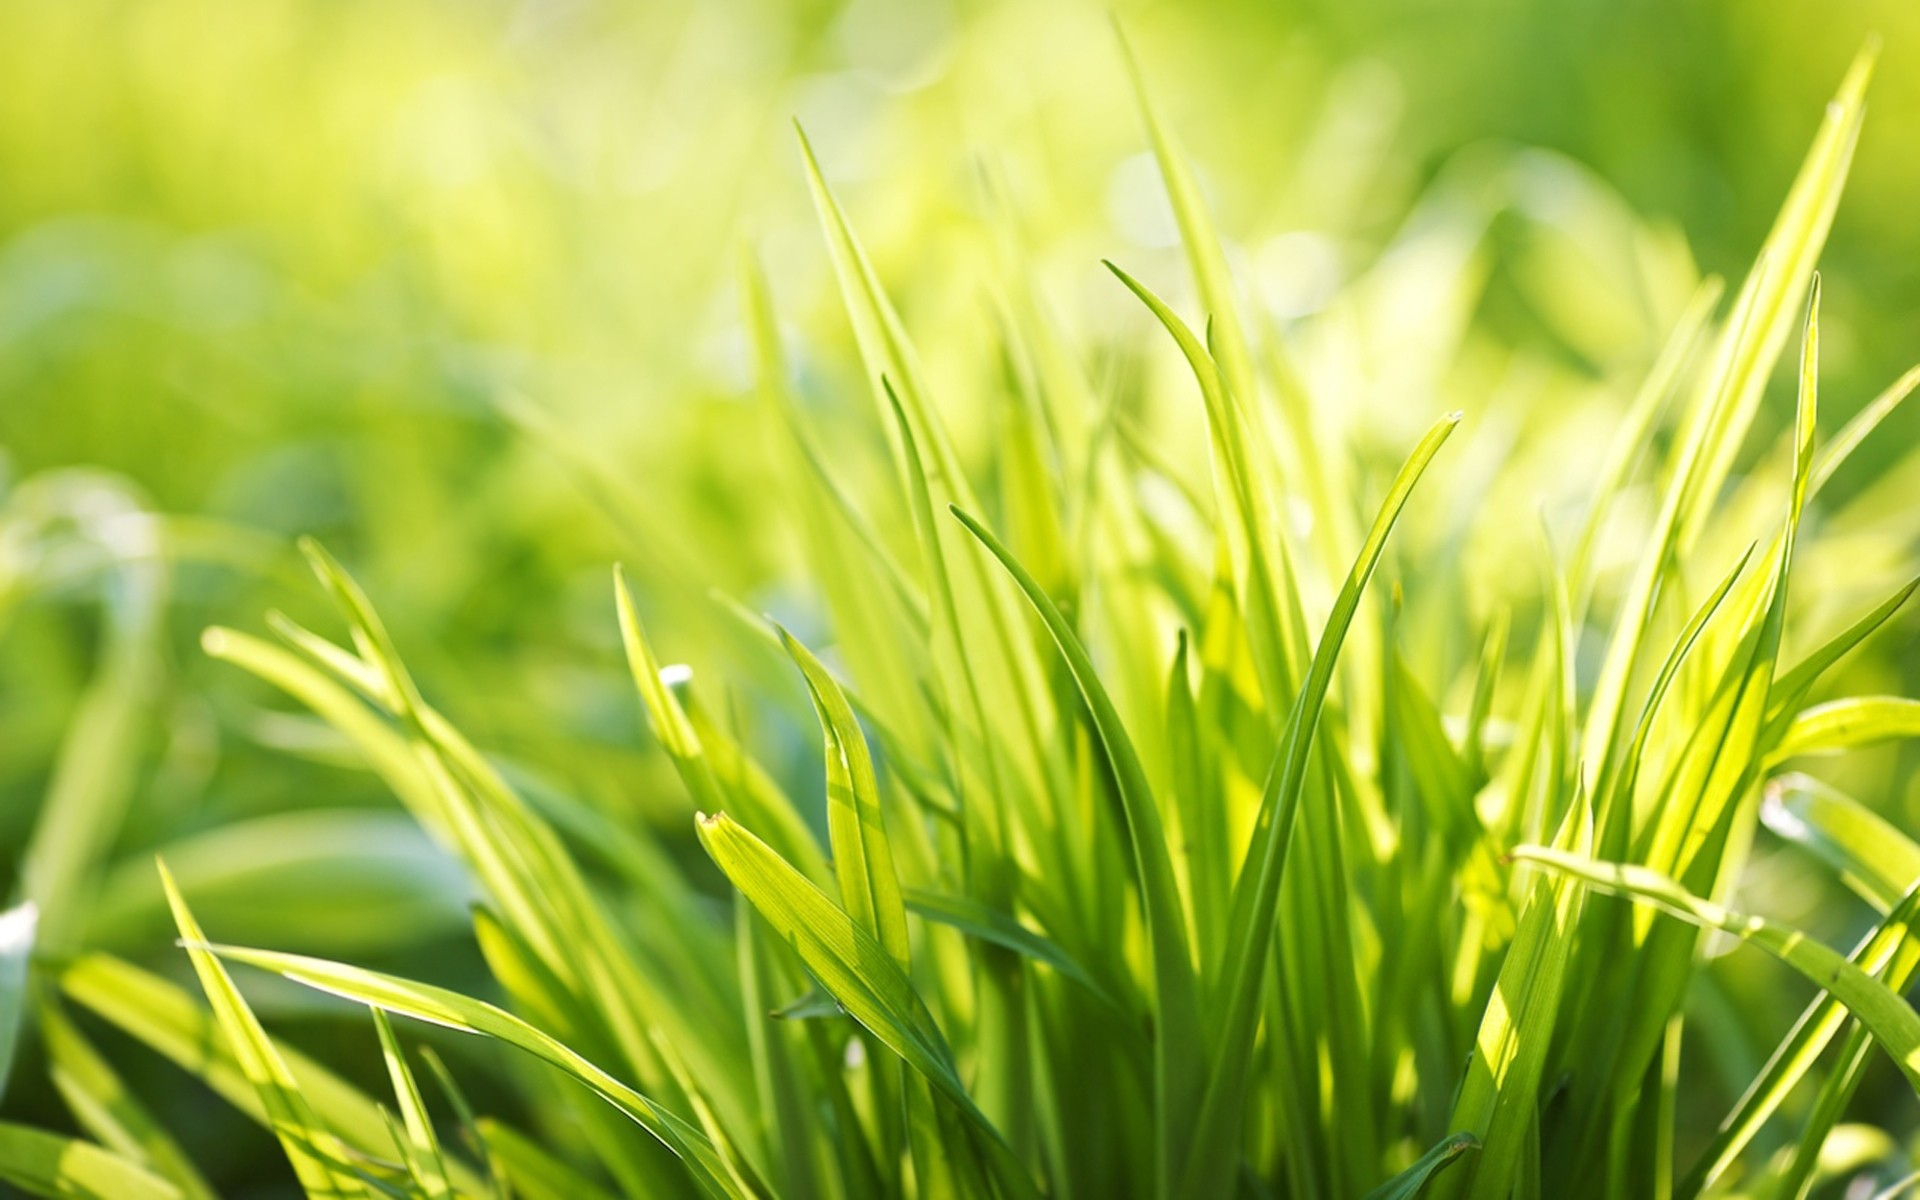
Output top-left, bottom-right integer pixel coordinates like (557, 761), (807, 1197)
(6, 38), (1920, 1200)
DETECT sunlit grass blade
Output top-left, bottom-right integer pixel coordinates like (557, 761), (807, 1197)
(947, 503), (1203, 1197)
(1767, 697), (1920, 764)
(616, 566), (829, 884)
(903, 888), (1130, 1017)
(1761, 774), (1920, 911)
(1510, 846), (1920, 1093)
(371, 1010), (451, 1200)
(694, 811), (1041, 1200)
(1677, 883), (1920, 1198)
(159, 861), (366, 1198)
(190, 941), (748, 1200)
(55, 953), (471, 1188)
(0, 1121), (184, 1200)
(776, 625), (911, 966)
(1182, 411), (1460, 1200)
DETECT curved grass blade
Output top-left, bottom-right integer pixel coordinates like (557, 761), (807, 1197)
(776, 626), (910, 967)
(1181, 411), (1460, 1200)
(948, 503), (1203, 1197)
(371, 1010), (451, 1200)
(1762, 774), (1920, 912)
(190, 942), (748, 1200)
(695, 812), (1041, 1200)
(1769, 697), (1920, 765)
(1364, 1133), (1481, 1200)
(0, 1121), (183, 1200)
(1765, 578), (1920, 733)
(1678, 882), (1920, 1198)
(616, 567), (829, 885)
(159, 862), (366, 1198)
(1510, 846), (1920, 1093)
(904, 888), (1130, 1018)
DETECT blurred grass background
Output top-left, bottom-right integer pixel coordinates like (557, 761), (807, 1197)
(3, 0), (1919, 1189)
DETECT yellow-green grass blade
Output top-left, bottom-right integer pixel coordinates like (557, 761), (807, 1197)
(192, 941), (748, 1200)
(160, 862), (367, 1199)
(272, 547), (760, 1144)
(1104, 259), (1304, 716)
(39, 997), (216, 1200)
(1582, 44), (1870, 792)
(1116, 28), (1258, 433)
(372, 1010), (452, 1200)
(695, 811), (1041, 1200)
(1767, 697), (1920, 765)
(1678, 883), (1920, 1198)
(56, 953), (494, 1197)
(948, 503), (1203, 1195)
(616, 566), (828, 884)
(0, 1121), (184, 1200)
(777, 626), (911, 967)
(1762, 775), (1920, 913)
(1763, 577), (1920, 737)
(1673, 44), (1873, 553)
(1810, 362), (1920, 495)
(1511, 846), (1920, 1094)
(1182, 411), (1459, 1200)
(736, 901), (827, 1200)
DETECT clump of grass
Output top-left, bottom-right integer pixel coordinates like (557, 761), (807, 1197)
(5, 38), (1920, 1200)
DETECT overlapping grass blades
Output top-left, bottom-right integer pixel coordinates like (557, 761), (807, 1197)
(5, 34), (1920, 1200)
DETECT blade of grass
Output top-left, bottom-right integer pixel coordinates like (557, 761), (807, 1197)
(159, 861), (367, 1198)
(191, 942), (748, 1200)
(1181, 412), (1460, 1200)
(1510, 846), (1920, 1093)
(0, 1121), (184, 1200)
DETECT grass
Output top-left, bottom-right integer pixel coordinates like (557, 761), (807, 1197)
(4, 32), (1920, 1200)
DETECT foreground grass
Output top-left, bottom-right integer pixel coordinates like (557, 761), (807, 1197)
(4, 40), (1920, 1200)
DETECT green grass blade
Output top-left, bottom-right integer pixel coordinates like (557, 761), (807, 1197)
(947, 503), (1203, 1197)
(39, 997), (216, 1200)
(371, 1010), (451, 1200)
(0, 1121), (184, 1200)
(776, 626), (911, 967)
(695, 811), (1041, 1200)
(1768, 697), (1920, 764)
(191, 941), (747, 1200)
(1363, 1133), (1481, 1200)
(159, 861), (366, 1199)
(1762, 774), (1920, 911)
(1182, 411), (1460, 1200)
(1510, 846), (1920, 1093)
(616, 567), (829, 884)
(57, 954), (415, 1175)
(1677, 883), (1920, 1198)
(903, 889), (1130, 1017)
